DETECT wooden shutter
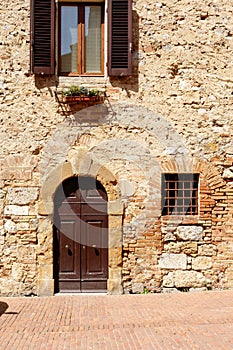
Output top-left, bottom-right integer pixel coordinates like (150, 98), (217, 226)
(30, 0), (55, 74)
(108, 0), (132, 76)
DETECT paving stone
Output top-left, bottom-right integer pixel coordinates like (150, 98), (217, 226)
(0, 291), (232, 349)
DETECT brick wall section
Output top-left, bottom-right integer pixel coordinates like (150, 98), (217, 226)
(0, 0), (233, 295)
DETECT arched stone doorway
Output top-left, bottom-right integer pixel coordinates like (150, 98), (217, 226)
(53, 176), (108, 293)
(38, 160), (124, 296)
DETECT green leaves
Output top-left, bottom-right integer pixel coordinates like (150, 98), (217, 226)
(63, 86), (99, 97)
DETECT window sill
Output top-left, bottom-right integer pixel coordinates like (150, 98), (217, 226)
(58, 76), (108, 94)
(161, 215), (199, 225)
(58, 76), (107, 85)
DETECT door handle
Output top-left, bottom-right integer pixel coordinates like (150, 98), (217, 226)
(83, 246), (86, 249)
(65, 244), (69, 249)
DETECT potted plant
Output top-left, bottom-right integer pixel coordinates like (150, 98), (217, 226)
(88, 89), (100, 101)
(63, 85), (81, 102)
(62, 86), (100, 103)
(79, 86), (89, 101)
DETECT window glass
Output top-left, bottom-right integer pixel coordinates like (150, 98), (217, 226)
(84, 6), (102, 73)
(59, 3), (103, 75)
(61, 6), (78, 73)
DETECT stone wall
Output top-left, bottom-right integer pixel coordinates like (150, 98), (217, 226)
(0, 0), (233, 295)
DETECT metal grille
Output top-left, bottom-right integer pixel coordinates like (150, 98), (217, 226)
(162, 174), (199, 216)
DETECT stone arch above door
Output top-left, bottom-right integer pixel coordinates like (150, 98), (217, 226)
(38, 155), (124, 296)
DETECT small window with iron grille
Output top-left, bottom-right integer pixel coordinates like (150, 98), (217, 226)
(162, 173), (199, 216)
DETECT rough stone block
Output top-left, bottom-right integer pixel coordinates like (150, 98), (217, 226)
(164, 232), (176, 241)
(189, 287), (207, 292)
(4, 220), (16, 233)
(0, 200), (4, 215)
(158, 253), (187, 269)
(38, 199), (53, 216)
(0, 224), (4, 236)
(4, 205), (29, 216)
(180, 242), (198, 255)
(0, 190), (6, 199)
(6, 187), (39, 205)
(109, 227), (123, 248)
(17, 222), (30, 231)
(176, 226), (203, 241)
(62, 161), (73, 179)
(223, 168), (233, 178)
(118, 179), (135, 197)
(12, 262), (23, 282)
(163, 272), (175, 287)
(174, 270), (207, 288)
(18, 245), (36, 262)
(192, 257), (212, 270)
(164, 242), (181, 254)
(109, 267), (122, 280)
(108, 200), (124, 215)
(38, 279), (54, 297)
(132, 282), (144, 294)
(109, 247), (122, 267)
(107, 279), (123, 295)
(198, 244), (217, 256)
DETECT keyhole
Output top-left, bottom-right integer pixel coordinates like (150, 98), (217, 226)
(95, 248), (99, 256)
(65, 245), (72, 256)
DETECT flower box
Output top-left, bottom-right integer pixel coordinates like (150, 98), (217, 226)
(63, 95), (101, 103)
(62, 85), (101, 103)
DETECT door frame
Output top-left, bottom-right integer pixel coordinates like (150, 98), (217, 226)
(38, 162), (124, 296)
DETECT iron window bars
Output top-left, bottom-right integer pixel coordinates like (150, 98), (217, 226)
(162, 173), (199, 216)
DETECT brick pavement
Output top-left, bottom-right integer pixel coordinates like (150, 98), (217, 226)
(0, 290), (233, 350)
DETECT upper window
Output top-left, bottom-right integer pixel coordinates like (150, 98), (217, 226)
(30, 0), (132, 77)
(59, 3), (104, 76)
(162, 173), (199, 216)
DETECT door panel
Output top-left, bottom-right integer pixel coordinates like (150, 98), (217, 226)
(81, 216), (108, 282)
(81, 202), (107, 215)
(58, 216), (81, 292)
(58, 200), (81, 216)
(60, 221), (76, 273)
(54, 176), (108, 293)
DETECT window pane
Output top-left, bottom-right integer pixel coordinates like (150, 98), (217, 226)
(61, 7), (78, 73)
(85, 6), (102, 73)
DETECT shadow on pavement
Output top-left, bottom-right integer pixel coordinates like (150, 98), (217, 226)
(0, 301), (18, 316)
(0, 302), (8, 316)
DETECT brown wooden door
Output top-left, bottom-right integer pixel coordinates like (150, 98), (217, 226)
(54, 177), (108, 293)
